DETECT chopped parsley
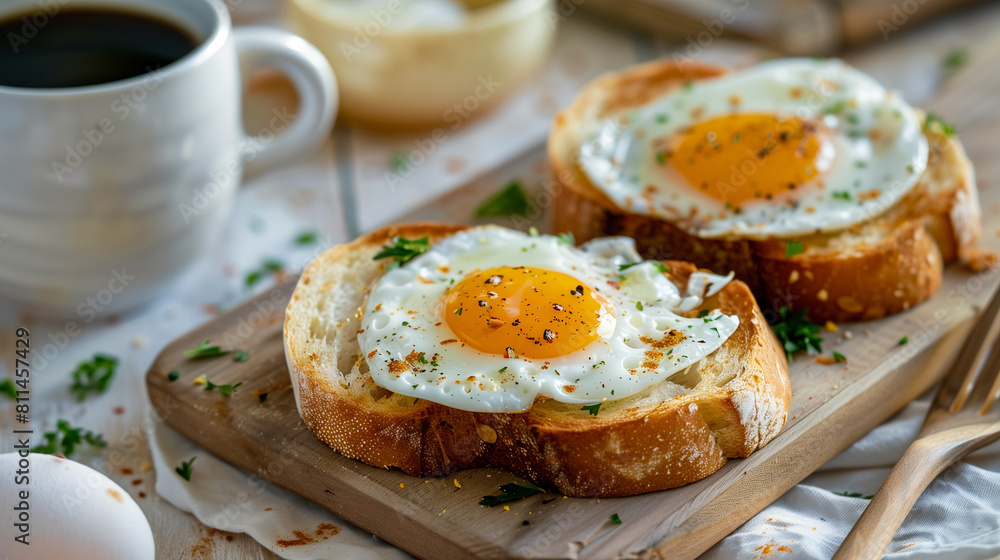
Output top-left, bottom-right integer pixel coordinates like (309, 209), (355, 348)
(417, 352), (427, 364)
(233, 350), (249, 362)
(619, 261), (669, 274)
(454, 307), (463, 316)
(698, 310), (710, 318)
(175, 456), (196, 481)
(770, 307), (823, 361)
(855, 161), (867, 168)
(833, 490), (873, 499)
(557, 232), (575, 246)
(592, 361), (605, 368)
(710, 327), (720, 337)
(0, 379), (18, 400)
(924, 113), (955, 137)
(294, 230), (319, 245)
(480, 483), (543, 506)
(167, 370), (180, 382)
(183, 339), (229, 359)
(845, 113), (860, 125)
(610, 513), (622, 524)
(474, 180), (531, 218)
(785, 241), (804, 258)
(374, 236), (431, 268)
(245, 258), (286, 289)
(581, 403), (602, 416)
(635, 301), (644, 311)
(898, 335), (909, 346)
(32, 420), (106, 457)
(832, 191), (852, 201)
(822, 100), (847, 115)
(833, 351), (847, 362)
(204, 380), (243, 396)
(498, 367), (507, 374)
(528, 227), (539, 236)
(942, 48), (968, 72)
(69, 354), (118, 401)
(389, 151), (409, 172)
(655, 114), (668, 123)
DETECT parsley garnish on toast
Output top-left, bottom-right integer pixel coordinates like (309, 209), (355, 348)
(374, 236), (431, 268)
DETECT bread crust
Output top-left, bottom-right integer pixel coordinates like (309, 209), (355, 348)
(548, 59), (984, 323)
(284, 223), (791, 498)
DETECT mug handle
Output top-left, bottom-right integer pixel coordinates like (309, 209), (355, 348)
(232, 27), (337, 177)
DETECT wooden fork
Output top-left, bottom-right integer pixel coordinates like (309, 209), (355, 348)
(834, 283), (1000, 560)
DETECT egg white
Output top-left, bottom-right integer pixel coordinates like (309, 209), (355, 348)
(358, 227), (738, 413)
(579, 58), (928, 239)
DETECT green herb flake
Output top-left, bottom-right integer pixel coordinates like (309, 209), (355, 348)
(698, 310), (710, 318)
(619, 261), (669, 274)
(942, 48), (968, 72)
(0, 379), (18, 400)
(771, 307), (824, 361)
(175, 456), (197, 481)
(528, 227), (539, 237)
(610, 513), (622, 524)
(204, 380), (243, 396)
(245, 270), (263, 288)
(184, 339), (230, 359)
(31, 420), (106, 457)
(924, 113), (955, 137)
(480, 483), (543, 507)
(167, 370), (180, 382)
(374, 236), (431, 268)
(454, 308), (463, 316)
(710, 327), (720, 337)
(635, 301), (644, 311)
(474, 180), (531, 218)
(833, 490), (873, 499)
(69, 354), (118, 402)
(832, 191), (852, 201)
(557, 232), (575, 246)
(833, 351), (847, 363)
(498, 367), (507, 374)
(294, 230), (319, 245)
(785, 241), (804, 258)
(898, 335), (909, 346)
(581, 403), (602, 416)
(655, 114), (668, 123)
(822, 100), (847, 115)
(389, 151), (409, 173)
(233, 350), (249, 363)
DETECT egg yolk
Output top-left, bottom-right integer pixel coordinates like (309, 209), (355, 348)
(444, 266), (602, 359)
(664, 113), (823, 207)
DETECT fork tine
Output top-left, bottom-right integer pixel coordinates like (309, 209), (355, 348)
(977, 347), (1000, 415)
(940, 284), (1000, 413)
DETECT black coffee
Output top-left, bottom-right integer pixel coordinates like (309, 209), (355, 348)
(0, 7), (198, 88)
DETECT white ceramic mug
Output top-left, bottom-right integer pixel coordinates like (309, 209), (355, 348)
(0, 0), (337, 316)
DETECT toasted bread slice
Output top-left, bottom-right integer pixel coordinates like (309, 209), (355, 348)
(549, 60), (988, 323)
(283, 223), (790, 498)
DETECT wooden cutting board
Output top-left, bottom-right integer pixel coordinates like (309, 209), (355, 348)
(146, 46), (1000, 560)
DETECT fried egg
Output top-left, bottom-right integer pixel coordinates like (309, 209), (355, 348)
(358, 227), (737, 413)
(579, 58), (928, 239)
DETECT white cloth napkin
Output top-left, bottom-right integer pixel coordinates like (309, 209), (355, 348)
(148, 389), (1000, 560)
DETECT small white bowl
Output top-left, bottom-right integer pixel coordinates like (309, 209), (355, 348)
(287, 0), (555, 128)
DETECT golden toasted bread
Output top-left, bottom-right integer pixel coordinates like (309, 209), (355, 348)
(283, 223), (790, 498)
(549, 60), (988, 323)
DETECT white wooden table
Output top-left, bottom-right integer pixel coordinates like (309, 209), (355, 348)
(3, 1), (1000, 558)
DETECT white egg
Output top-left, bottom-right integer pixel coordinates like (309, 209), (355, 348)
(0, 452), (155, 560)
(359, 227), (737, 413)
(579, 58), (928, 239)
